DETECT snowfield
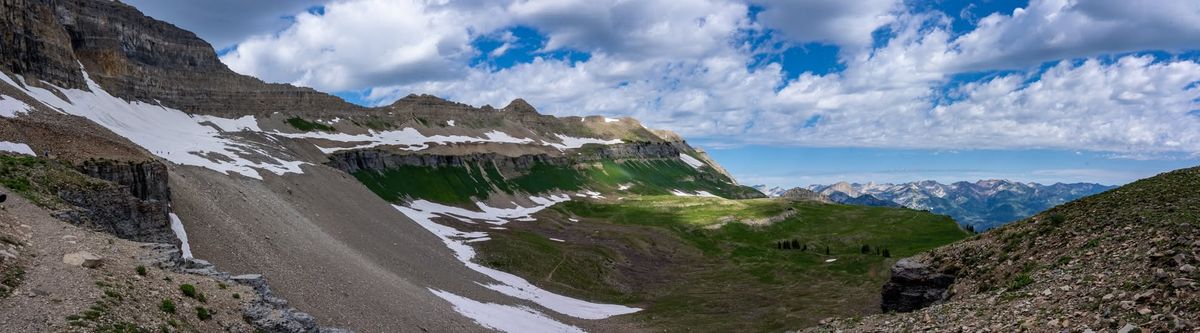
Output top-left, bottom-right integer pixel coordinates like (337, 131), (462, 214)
(428, 289), (584, 333)
(670, 189), (720, 198)
(275, 128), (537, 153)
(0, 141), (35, 156)
(168, 213), (194, 259)
(395, 195), (640, 329)
(678, 153), (706, 169)
(0, 95), (31, 118)
(0, 71), (306, 180)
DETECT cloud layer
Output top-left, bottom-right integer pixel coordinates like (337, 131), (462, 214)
(213, 0), (1200, 157)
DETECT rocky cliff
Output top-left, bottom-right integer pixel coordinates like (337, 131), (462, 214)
(327, 141), (690, 175)
(0, 0), (358, 118)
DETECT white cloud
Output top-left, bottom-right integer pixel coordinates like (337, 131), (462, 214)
(211, 0), (1200, 157)
(508, 0), (750, 60)
(947, 0), (1200, 71)
(220, 0), (511, 91)
(124, 0), (326, 50)
(752, 0), (901, 50)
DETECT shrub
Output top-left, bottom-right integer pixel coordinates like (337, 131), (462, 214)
(179, 284), (196, 298)
(196, 292), (207, 303)
(218, 282), (227, 290)
(136, 266), (147, 276)
(881, 248), (891, 258)
(159, 299), (176, 314)
(232, 293), (241, 299)
(285, 117), (335, 132)
(195, 307), (212, 320)
(1007, 274), (1034, 291)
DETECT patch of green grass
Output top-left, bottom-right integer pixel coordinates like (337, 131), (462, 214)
(0, 266), (24, 297)
(1007, 274), (1034, 291)
(160, 299), (176, 314)
(195, 306), (212, 320)
(136, 265), (147, 276)
(179, 284), (196, 298)
(285, 117), (335, 132)
(354, 158), (761, 205)
(478, 196), (968, 331)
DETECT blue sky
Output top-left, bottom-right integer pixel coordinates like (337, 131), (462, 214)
(128, 0), (1200, 188)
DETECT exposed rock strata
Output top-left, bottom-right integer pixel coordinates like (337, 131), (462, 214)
(880, 258), (955, 313)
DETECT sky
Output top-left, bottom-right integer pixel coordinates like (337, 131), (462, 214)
(125, 0), (1200, 188)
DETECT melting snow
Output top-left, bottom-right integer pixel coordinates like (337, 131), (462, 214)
(545, 134), (623, 150)
(549, 238), (565, 243)
(670, 189), (719, 198)
(678, 153), (705, 169)
(0, 71), (305, 180)
(0, 141), (35, 156)
(169, 213), (193, 259)
(447, 120), (456, 127)
(617, 184), (632, 191)
(274, 129), (536, 154)
(604, 117), (620, 123)
(0, 95), (31, 118)
(429, 289), (585, 333)
(395, 196), (640, 320)
(825, 259), (837, 263)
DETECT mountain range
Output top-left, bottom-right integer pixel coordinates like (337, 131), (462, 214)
(0, 1), (1191, 332)
(757, 180), (1114, 230)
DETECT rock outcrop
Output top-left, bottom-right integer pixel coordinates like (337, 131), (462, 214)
(778, 187), (830, 202)
(880, 258), (955, 313)
(0, 0), (359, 118)
(326, 141), (691, 175)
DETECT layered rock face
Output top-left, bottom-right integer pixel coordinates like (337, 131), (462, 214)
(0, 0), (358, 117)
(880, 258), (955, 313)
(55, 159), (175, 244)
(327, 141), (692, 175)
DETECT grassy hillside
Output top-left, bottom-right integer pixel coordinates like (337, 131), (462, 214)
(816, 166), (1200, 332)
(353, 158), (762, 204)
(472, 196), (969, 331)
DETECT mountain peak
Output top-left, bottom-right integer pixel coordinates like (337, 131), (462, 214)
(502, 98), (538, 113)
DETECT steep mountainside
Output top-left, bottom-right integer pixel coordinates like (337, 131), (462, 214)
(814, 167), (1200, 332)
(0, 0), (762, 332)
(806, 180), (1114, 230)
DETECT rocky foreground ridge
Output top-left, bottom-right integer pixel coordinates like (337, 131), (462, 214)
(813, 167), (1199, 332)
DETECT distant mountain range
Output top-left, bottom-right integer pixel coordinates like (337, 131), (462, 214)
(755, 180), (1115, 230)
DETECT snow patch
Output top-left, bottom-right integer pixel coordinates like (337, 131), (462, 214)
(395, 196), (640, 320)
(670, 189), (719, 198)
(0, 141), (35, 156)
(678, 153), (705, 169)
(604, 117), (620, 123)
(274, 128), (535, 153)
(545, 134), (623, 150)
(549, 238), (565, 243)
(429, 289), (584, 333)
(0, 71), (306, 180)
(825, 259), (837, 263)
(617, 184), (632, 191)
(169, 213), (193, 259)
(0, 95), (32, 118)
(446, 120), (456, 127)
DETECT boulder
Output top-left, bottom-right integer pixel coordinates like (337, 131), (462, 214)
(63, 251), (103, 268)
(881, 258), (955, 312)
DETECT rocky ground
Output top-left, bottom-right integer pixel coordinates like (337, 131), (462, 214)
(0, 187), (257, 332)
(808, 167), (1200, 332)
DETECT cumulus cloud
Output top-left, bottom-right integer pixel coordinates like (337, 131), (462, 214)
(204, 0), (1200, 157)
(508, 0), (750, 60)
(123, 0), (326, 50)
(220, 0), (512, 91)
(947, 0), (1200, 71)
(751, 0), (901, 50)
